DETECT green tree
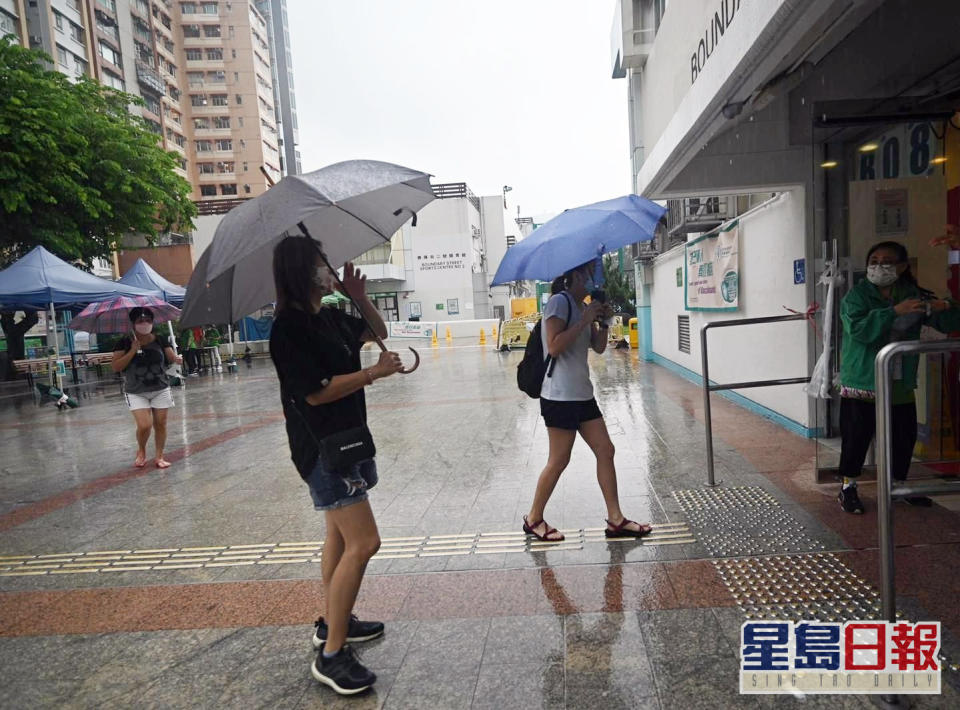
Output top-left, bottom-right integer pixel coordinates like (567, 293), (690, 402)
(602, 252), (635, 314)
(0, 38), (196, 378)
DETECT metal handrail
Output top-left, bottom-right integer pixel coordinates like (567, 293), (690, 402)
(701, 314), (811, 486)
(874, 338), (960, 705)
(875, 340), (960, 616)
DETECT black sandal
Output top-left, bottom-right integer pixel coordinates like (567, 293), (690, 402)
(522, 515), (565, 542)
(605, 518), (652, 538)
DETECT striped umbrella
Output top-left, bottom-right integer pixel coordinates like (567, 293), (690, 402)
(67, 295), (181, 334)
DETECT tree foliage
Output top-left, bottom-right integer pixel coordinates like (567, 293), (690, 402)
(0, 37), (196, 269)
(602, 252), (635, 314)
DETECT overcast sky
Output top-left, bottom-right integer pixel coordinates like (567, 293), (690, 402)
(286, 1), (630, 223)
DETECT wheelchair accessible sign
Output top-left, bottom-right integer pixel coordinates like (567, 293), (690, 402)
(685, 222), (740, 311)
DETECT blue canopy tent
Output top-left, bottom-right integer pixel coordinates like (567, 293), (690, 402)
(118, 258), (186, 305)
(0, 246), (158, 387)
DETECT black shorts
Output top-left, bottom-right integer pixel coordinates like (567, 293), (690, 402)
(540, 398), (603, 430)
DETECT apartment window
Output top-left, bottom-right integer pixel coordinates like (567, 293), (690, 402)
(243, 184), (250, 194)
(102, 70), (124, 90)
(203, 24), (221, 38)
(54, 12), (63, 30)
(208, 70), (225, 83)
(200, 185), (217, 196)
(144, 96), (161, 114)
(168, 131), (186, 147)
(183, 25), (200, 38)
(98, 40), (121, 66)
(206, 48), (222, 60)
(187, 71), (204, 86)
(56, 46), (69, 67)
(144, 118), (162, 135)
(231, 48), (236, 59)
(180, 2), (196, 13)
(179, 157), (188, 171)
(74, 58), (88, 78)
(193, 117), (210, 129)
(66, 0), (80, 11)
(242, 161), (248, 171)
(168, 86), (181, 101)
(215, 139), (232, 151)
(185, 48), (202, 61)
(233, 71), (238, 81)
(677, 315), (691, 354)
(211, 94), (228, 106)
(235, 94), (242, 105)
(213, 116), (230, 129)
(220, 183), (237, 195)
(198, 162), (214, 173)
(237, 116), (243, 127)
(69, 22), (84, 44)
(202, 3), (218, 14)
(217, 161), (234, 172)
(190, 94), (207, 107)
(195, 140), (212, 152)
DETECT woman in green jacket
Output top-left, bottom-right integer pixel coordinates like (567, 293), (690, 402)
(837, 240), (960, 514)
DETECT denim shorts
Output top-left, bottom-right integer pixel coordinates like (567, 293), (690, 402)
(306, 457), (378, 511)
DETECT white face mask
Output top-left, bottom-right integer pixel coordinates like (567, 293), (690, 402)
(866, 264), (898, 287)
(134, 322), (153, 335)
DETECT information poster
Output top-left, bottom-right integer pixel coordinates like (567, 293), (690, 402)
(684, 223), (740, 311)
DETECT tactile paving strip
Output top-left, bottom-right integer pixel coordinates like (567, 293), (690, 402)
(0, 523), (694, 577)
(714, 552), (879, 622)
(674, 486), (825, 556)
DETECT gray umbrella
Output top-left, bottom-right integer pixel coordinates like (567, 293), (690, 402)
(180, 160), (435, 370)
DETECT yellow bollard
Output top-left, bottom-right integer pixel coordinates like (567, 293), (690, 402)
(445, 327), (452, 342)
(492, 325), (498, 339)
(431, 329), (438, 347)
(479, 328), (487, 345)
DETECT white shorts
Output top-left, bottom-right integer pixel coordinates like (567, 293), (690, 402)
(125, 388), (174, 411)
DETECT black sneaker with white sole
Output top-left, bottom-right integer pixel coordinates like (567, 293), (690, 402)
(312, 643), (376, 695)
(839, 485), (865, 514)
(313, 615), (384, 648)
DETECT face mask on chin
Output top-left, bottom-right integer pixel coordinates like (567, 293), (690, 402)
(866, 264), (899, 287)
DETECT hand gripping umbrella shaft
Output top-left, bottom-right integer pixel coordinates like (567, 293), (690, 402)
(304, 223), (420, 374)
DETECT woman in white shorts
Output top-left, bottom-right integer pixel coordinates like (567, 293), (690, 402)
(112, 307), (182, 468)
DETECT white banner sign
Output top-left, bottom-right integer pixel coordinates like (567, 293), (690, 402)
(684, 223), (740, 311)
(389, 321), (436, 338)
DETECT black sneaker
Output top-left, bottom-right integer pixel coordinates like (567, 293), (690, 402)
(312, 643), (376, 695)
(839, 485), (865, 514)
(904, 496), (933, 507)
(313, 615), (385, 648)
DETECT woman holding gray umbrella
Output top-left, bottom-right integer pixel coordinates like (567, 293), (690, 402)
(269, 235), (403, 696)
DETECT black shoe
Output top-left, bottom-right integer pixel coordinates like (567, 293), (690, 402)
(313, 615), (385, 648)
(839, 485), (865, 514)
(904, 496), (933, 507)
(311, 643), (376, 695)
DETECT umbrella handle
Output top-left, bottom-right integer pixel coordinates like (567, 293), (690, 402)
(371, 335), (420, 374)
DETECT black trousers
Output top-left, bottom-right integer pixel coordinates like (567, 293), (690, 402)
(838, 397), (917, 481)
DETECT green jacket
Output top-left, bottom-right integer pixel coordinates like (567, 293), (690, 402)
(839, 278), (960, 402)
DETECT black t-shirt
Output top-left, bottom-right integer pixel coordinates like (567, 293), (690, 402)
(115, 334), (171, 394)
(270, 307), (368, 479)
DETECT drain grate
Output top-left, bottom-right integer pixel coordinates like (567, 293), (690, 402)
(674, 485), (825, 556)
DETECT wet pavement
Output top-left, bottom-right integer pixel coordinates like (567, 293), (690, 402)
(2, 343), (960, 708)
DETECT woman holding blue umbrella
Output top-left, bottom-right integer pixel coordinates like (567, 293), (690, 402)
(522, 259), (652, 542)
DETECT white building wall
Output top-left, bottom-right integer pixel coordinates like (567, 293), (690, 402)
(650, 189), (810, 428)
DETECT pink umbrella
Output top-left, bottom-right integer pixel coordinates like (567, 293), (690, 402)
(67, 295), (181, 333)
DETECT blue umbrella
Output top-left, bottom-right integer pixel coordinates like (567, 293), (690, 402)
(491, 194), (666, 285)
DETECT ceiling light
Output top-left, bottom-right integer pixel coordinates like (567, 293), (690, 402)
(820, 160), (839, 168)
(931, 156), (948, 165)
(858, 143), (879, 152)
